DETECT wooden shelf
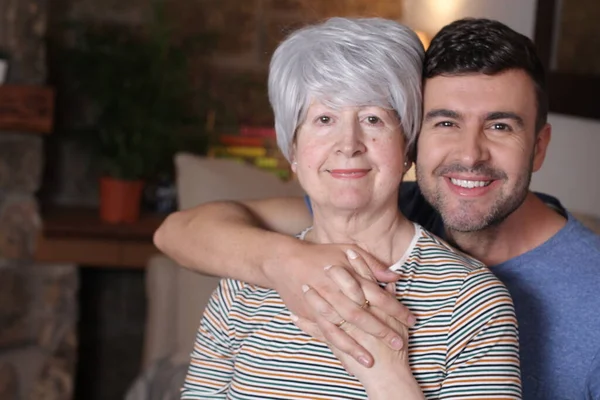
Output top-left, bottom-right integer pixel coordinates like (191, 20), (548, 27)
(0, 85), (55, 134)
(35, 207), (167, 268)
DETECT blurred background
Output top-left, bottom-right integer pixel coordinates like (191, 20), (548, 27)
(0, 0), (598, 399)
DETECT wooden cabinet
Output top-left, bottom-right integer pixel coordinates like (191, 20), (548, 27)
(35, 207), (166, 268)
(0, 85), (54, 133)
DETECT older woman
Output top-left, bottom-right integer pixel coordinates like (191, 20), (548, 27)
(181, 17), (520, 399)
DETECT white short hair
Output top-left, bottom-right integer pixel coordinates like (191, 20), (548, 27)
(269, 17), (424, 162)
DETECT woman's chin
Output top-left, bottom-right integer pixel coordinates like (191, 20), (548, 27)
(325, 196), (371, 212)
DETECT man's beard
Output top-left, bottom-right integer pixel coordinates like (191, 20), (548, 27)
(416, 160), (533, 233)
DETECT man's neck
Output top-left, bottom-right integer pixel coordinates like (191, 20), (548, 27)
(445, 192), (567, 266)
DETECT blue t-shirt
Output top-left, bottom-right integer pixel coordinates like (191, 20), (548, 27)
(398, 182), (600, 400)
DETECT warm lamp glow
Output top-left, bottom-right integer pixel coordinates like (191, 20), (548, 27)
(404, 164), (416, 181)
(414, 30), (431, 50)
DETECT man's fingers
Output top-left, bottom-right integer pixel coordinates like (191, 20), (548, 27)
(324, 264), (367, 307)
(359, 250), (401, 283)
(344, 248), (375, 281)
(385, 281), (395, 295)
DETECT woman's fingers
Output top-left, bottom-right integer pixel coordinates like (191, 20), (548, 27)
(302, 279), (405, 355)
(301, 285), (374, 367)
(290, 314), (325, 341)
(362, 280), (417, 328)
(325, 264), (416, 332)
(340, 249), (417, 329)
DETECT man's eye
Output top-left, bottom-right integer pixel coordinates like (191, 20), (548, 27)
(491, 123), (511, 131)
(435, 121), (455, 128)
(318, 116), (331, 124)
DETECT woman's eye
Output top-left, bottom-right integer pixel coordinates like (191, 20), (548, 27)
(366, 116), (381, 124)
(317, 116), (331, 124)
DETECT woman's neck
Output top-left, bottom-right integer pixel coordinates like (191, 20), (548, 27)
(307, 203), (415, 266)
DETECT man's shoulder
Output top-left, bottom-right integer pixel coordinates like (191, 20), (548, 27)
(415, 227), (490, 273)
(497, 214), (600, 279)
(551, 214), (600, 257)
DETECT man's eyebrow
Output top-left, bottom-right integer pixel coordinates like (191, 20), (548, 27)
(485, 111), (525, 128)
(424, 109), (461, 121)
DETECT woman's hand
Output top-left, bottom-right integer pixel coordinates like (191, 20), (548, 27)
(268, 241), (416, 367)
(294, 282), (424, 400)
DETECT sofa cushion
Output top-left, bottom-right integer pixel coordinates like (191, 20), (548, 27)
(175, 152), (304, 210)
(171, 152), (304, 356)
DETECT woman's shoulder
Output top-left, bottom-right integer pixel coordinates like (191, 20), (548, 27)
(410, 226), (488, 272)
(216, 278), (281, 305)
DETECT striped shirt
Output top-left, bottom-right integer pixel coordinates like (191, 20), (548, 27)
(181, 225), (521, 399)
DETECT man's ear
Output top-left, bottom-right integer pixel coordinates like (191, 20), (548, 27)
(533, 123), (552, 172)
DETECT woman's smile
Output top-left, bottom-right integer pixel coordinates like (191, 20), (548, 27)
(327, 168), (372, 179)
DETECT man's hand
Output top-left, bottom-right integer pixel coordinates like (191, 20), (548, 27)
(265, 240), (416, 367)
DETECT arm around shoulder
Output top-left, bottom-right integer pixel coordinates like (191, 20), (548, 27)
(153, 196), (311, 287)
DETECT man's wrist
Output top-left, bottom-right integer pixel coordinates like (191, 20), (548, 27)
(261, 233), (305, 290)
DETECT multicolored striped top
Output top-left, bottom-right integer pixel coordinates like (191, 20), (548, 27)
(181, 225), (521, 399)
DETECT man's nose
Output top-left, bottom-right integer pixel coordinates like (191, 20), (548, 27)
(455, 129), (490, 166)
(335, 119), (366, 157)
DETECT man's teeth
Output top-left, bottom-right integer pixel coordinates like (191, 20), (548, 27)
(450, 178), (491, 188)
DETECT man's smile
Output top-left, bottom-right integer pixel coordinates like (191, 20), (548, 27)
(443, 175), (500, 197)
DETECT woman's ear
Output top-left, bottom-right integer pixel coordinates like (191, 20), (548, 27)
(290, 143), (298, 173)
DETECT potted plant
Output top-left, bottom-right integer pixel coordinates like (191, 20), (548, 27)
(63, 1), (211, 223)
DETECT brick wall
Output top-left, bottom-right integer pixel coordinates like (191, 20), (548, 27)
(45, 0), (404, 207)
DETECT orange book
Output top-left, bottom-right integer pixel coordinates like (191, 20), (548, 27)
(219, 135), (265, 147)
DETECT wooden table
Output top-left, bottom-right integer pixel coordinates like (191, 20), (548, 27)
(35, 207), (167, 268)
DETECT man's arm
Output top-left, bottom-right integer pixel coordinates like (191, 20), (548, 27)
(154, 196), (415, 367)
(154, 196), (310, 286)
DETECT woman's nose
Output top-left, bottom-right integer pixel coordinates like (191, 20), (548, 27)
(335, 119), (366, 157)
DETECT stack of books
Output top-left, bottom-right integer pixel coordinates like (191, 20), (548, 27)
(208, 126), (292, 180)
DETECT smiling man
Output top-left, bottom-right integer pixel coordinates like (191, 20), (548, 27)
(155, 18), (600, 399)
(416, 68), (562, 266)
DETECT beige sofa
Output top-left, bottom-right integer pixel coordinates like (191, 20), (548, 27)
(126, 153), (304, 400)
(127, 153), (600, 399)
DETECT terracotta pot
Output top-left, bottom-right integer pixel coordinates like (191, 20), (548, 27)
(99, 177), (144, 223)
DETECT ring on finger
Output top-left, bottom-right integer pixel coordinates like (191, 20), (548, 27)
(360, 299), (370, 309)
(335, 319), (347, 328)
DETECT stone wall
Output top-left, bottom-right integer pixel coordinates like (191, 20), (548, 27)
(0, 1), (78, 399)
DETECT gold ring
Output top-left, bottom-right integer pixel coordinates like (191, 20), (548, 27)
(335, 319), (346, 328)
(360, 299), (370, 309)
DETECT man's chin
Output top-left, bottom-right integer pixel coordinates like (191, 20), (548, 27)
(440, 209), (497, 233)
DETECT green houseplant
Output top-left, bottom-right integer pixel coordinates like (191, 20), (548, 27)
(64, 0), (211, 222)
